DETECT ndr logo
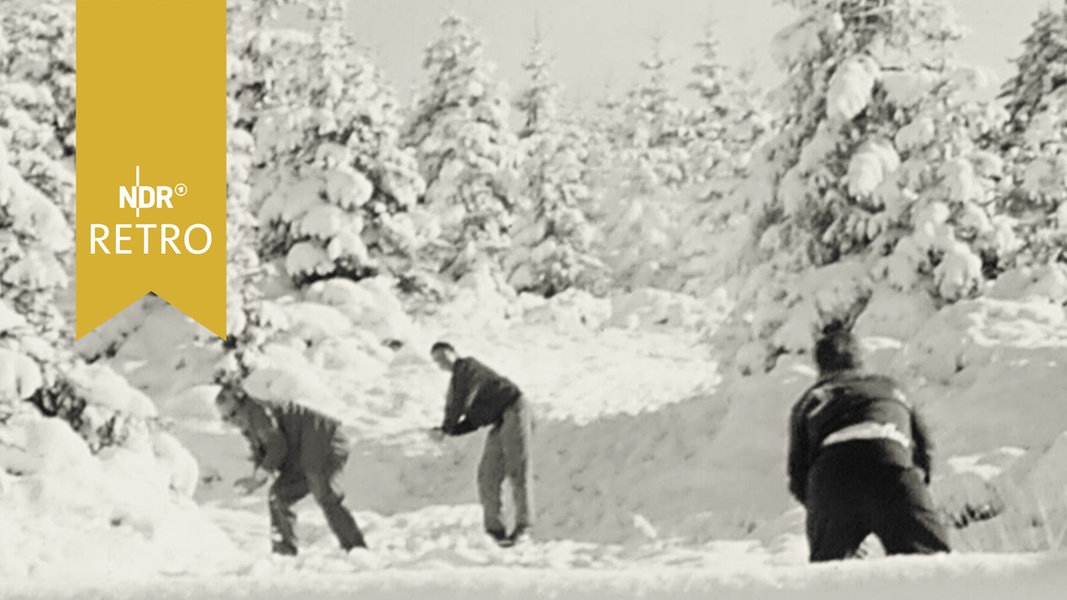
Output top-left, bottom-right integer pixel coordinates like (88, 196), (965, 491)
(119, 166), (187, 218)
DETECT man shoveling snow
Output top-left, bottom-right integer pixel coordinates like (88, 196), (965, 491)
(215, 383), (368, 556)
(429, 341), (535, 548)
(788, 322), (951, 562)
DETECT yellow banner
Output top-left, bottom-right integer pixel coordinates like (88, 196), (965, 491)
(76, 0), (226, 339)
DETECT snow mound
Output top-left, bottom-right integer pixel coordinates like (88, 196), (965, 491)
(607, 288), (716, 330)
(904, 297), (1067, 384)
(0, 414), (240, 580)
(243, 344), (347, 418)
(519, 290), (612, 333)
(66, 362), (157, 418)
(989, 264), (1067, 305)
(304, 277), (415, 345)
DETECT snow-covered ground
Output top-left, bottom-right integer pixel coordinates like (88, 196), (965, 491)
(0, 269), (1054, 597)
(5, 552), (1067, 599)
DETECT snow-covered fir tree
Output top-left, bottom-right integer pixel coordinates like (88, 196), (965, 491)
(0, 5), (155, 451)
(1000, 5), (1067, 143)
(405, 13), (518, 274)
(618, 36), (690, 192)
(686, 25), (771, 195)
(725, 0), (1014, 368)
(515, 30), (558, 140)
(0, 0), (76, 220)
(504, 32), (604, 296)
(224, 1), (270, 360)
(242, 0), (426, 286)
(998, 4), (1067, 264)
(686, 22), (732, 186)
(583, 81), (626, 218)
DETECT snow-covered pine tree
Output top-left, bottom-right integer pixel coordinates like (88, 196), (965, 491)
(725, 63), (772, 172)
(583, 81), (626, 219)
(0, 5), (157, 451)
(686, 25), (771, 195)
(516, 30), (558, 140)
(726, 0), (1013, 367)
(405, 13), (519, 276)
(686, 22), (732, 187)
(224, 2), (268, 358)
(998, 3), (1067, 264)
(0, 0), (76, 219)
(505, 32), (604, 297)
(619, 35), (690, 192)
(1001, 5), (1067, 143)
(248, 0), (426, 287)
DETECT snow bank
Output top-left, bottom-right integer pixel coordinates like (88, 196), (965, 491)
(0, 414), (241, 580)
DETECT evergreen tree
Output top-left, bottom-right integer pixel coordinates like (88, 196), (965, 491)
(620, 36), (690, 191)
(1000, 5), (1067, 142)
(685, 24), (772, 195)
(506, 33), (604, 296)
(243, 0), (426, 286)
(728, 0), (1013, 362)
(405, 13), (518, 272)
(224, 1), (268, 354)
(516, 30), (559, 140)
(0, 2), (153, 450)
(999, 3), (1067, 264)
(0, 0), (76, 219)
(687, 23), (742, 190)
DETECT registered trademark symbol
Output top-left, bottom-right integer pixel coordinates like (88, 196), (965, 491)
(174, 183), (188, 197)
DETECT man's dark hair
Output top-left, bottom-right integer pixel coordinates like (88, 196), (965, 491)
(814, 326), (862, 374)
(430, 341), (455, 355)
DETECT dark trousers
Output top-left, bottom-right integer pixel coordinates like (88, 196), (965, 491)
(269, 453), (366, 555)
(806, 441), (950, 562)
(477, 398), (534, 536)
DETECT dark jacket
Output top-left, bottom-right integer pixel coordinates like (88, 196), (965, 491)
(787, 370), (933, 505)
(441, 357), (522, 436)
(241, 401), (348, 475)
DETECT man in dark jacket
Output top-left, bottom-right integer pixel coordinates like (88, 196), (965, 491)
(216, 384), (367, 555)
(429, 341), (534, 546)
(787, 326), (950, 562)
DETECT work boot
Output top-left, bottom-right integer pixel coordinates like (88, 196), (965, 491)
(486, 528), (509, 546)
(506, 526), (531, 547)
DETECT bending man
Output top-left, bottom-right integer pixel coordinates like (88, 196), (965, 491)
(788, 326), (951, 562)
(216, 384), (367, 555)
(429, 342), (534, 547)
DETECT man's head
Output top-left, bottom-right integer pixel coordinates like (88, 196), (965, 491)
(430, 341), (458, 371)
(215, 383), (252, 429)
(814, 328), (862, 376)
